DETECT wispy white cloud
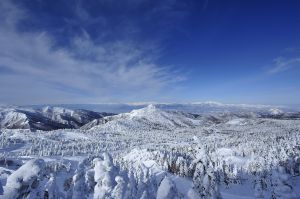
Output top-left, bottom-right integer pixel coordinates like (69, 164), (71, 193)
(268, 56), (300, 74)
(0, 1), (185, 104)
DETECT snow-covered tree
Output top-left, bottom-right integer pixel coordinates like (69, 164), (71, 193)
(156, 176), (178, 199)
(44, 173), (63, 199)
(271, 166), (296, 199)
(111, 176), (126, 199)
(3, 159), (45, 199)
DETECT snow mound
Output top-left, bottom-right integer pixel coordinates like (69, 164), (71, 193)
(4, 159), (45, 198)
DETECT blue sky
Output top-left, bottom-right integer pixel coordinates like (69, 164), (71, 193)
(0, 0), (299, 105)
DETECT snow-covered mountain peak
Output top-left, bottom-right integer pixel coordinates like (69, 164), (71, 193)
(269, 108), (284, 115)
(42, 106), (51, 112)
(130, 104), (158, 117)
(146, 104), (156, 110)
(85, 105), (203, 131)
(42, 106), (73, 115)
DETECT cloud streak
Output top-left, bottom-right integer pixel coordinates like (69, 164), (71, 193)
(0, 1), (185, 105)
(268, 56), (300, 74)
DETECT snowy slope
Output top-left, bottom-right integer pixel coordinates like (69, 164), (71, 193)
(39, 106), (112, 128)
(82, 104), (203, 131)
(0, 106), (112, 131)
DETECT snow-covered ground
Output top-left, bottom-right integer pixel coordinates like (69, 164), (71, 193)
(0, 105), (300, 198)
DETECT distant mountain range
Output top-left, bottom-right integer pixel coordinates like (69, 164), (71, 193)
(24, 101), (299, 113)
(82, 104), (300, 131)
(1, 103), (299, 131)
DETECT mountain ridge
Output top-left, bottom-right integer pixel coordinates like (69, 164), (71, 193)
(26, 102), (298, 113)
(0, 106), (113, 131)
(82, 104), (203, 131)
